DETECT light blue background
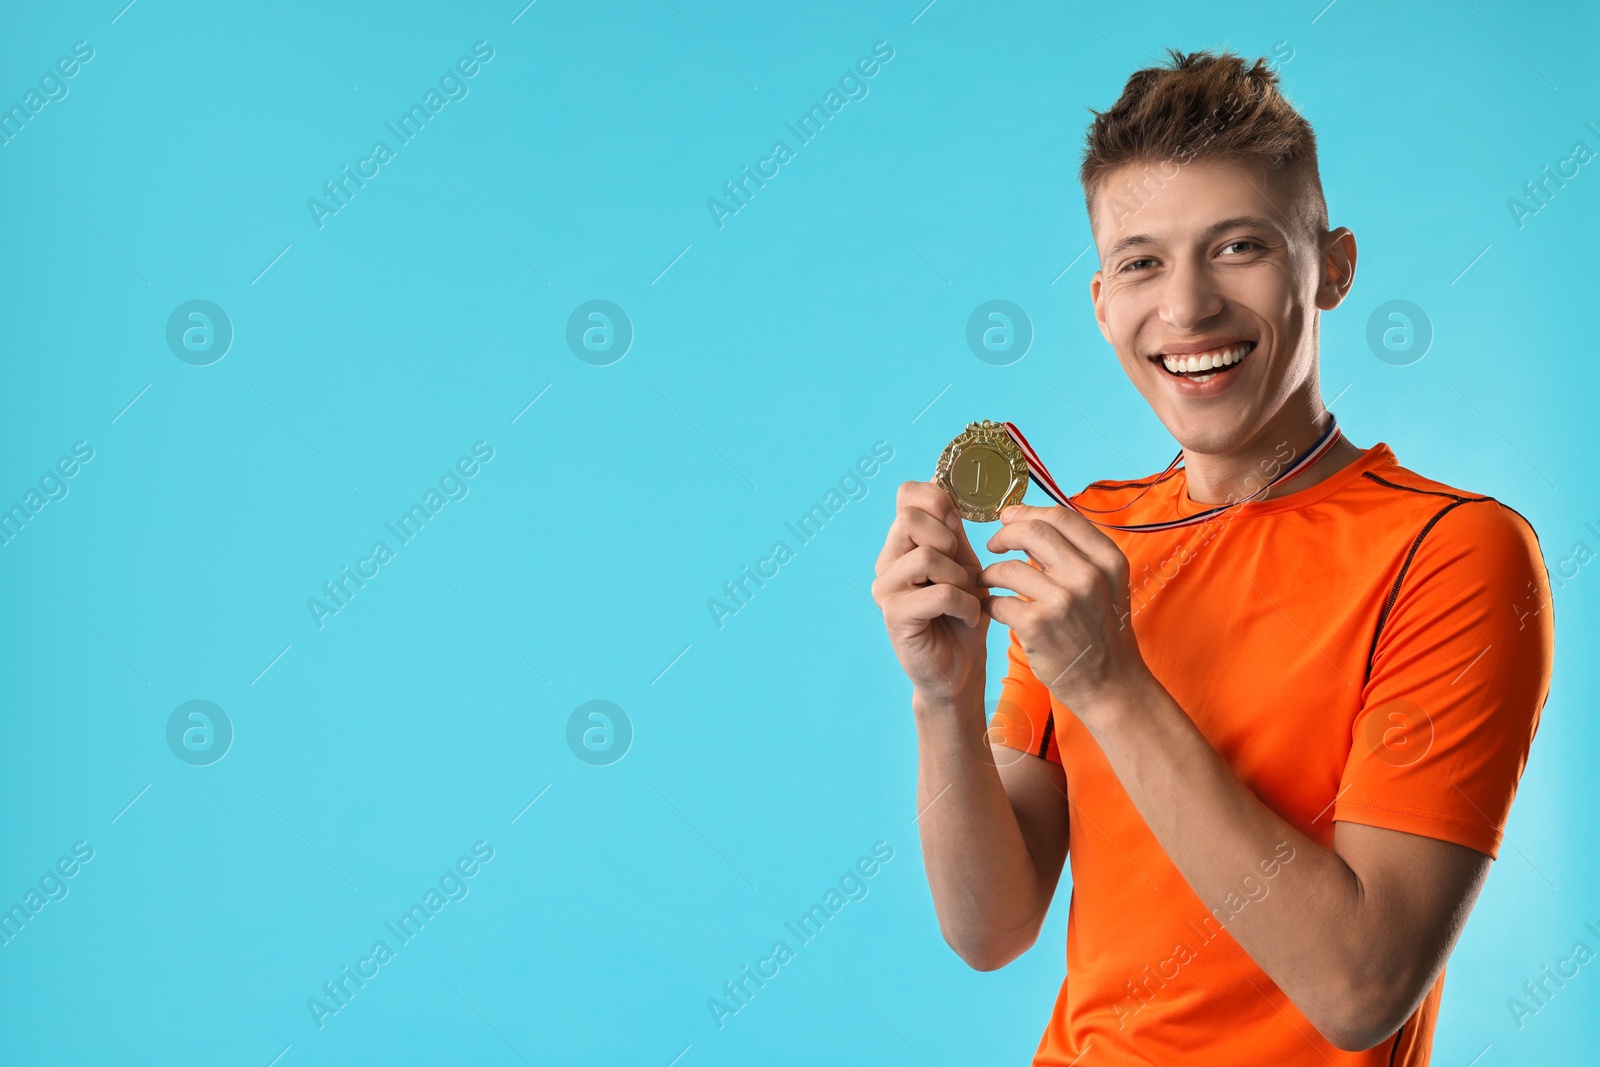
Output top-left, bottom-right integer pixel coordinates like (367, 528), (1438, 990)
(2, 1), (1596, 1063)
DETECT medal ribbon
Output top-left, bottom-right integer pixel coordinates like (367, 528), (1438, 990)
(1000, 416), (1343, 533)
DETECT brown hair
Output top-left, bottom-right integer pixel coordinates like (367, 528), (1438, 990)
(1079, 49), (1328, 233)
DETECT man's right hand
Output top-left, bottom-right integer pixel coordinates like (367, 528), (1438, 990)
(871, 480), (990, 704)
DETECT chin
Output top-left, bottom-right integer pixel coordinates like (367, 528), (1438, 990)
(1158, 406), (1259, 456)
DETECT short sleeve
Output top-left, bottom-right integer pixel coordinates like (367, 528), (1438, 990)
(1334, 499), (1555, 858)
(989, 626), (1062, 764)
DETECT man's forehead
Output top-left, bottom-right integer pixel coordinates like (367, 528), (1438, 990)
(1088, 159), (1298, 243)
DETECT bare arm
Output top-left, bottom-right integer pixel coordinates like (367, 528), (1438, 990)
(1083, 675), (1490, 1050)
(912, 696), (1071, 969)
(873, 481), (1072, 969)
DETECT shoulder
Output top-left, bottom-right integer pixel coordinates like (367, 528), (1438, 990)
(1351, 456), (1554, 690)
(1352, 457), (1548, 624)
(1354, 456), (1543, 566)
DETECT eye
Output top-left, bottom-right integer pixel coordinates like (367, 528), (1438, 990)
(1219, 240), (1259, 256)
(1120, 256), (1157, 273)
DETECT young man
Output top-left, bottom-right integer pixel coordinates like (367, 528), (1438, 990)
(871, 51), (1554, 1064)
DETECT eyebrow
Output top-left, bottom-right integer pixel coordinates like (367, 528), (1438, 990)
(1101, 215), (1284, 263)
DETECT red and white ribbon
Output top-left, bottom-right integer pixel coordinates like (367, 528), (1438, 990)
(1001, 416), (1343, 533)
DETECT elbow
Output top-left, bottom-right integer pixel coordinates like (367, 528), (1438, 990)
(954, 943), (1019, 973)
(1304, 974), (1423, 1053)
(939, 921), (1035, 973)
(1315, 1019), (1396, 1054)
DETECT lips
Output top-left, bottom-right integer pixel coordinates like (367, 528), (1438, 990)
(1150, 341), (1256, 379)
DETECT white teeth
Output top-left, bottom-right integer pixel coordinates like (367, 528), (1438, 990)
(1160, 342), (1252, 376)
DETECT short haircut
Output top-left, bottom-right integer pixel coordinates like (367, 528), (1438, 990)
(1079, 49), (1329, 236)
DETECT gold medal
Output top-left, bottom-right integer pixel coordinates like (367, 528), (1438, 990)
(934, 420), (1030, 522)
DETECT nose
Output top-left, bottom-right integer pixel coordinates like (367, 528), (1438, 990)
(1158, 254), (1225, 332)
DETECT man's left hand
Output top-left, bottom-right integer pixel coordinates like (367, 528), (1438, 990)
(981, 503), (1150, 717)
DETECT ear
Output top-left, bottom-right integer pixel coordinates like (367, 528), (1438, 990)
(1090, 269), (1111, 344)
(1315, 227), (1357, 311)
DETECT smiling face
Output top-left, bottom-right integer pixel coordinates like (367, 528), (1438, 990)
(1089, 160), (1354, 458)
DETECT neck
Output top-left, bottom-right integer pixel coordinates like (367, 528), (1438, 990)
(1182, 402), (1362, 506)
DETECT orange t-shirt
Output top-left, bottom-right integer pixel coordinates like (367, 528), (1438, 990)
(989, 441), (1554, 1065)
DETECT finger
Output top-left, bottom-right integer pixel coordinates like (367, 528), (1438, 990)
(876, 505), (960, 577)
(875, 544), (975, 596)
(1000, 502), (1127, 577)
(880, 484), (983, 580)
(980, 558), (1057, 600)
(881, 582), (984, 629)
(938, 514), (983, 576)
(896, 479), (963, 537)
(985, 592), (1032, 631)
(986, 516), (1087, 576)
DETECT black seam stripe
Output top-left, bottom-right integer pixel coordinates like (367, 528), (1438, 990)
(1364, 498), (1485, 681)
(1362, 470), (1491, 504)
(1037, 711), (1056, 759)
(1084, 468), (1183, 493)
(1387, 1021), (1406, 1066)
(1360, 470), (1507, 683)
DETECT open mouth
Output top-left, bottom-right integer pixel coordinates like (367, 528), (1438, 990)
(1150, 341), (1256, 383)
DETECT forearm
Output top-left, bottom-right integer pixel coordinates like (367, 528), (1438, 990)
(1082, 674), (1415, 1044)
(912, 688), (1052, 969)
